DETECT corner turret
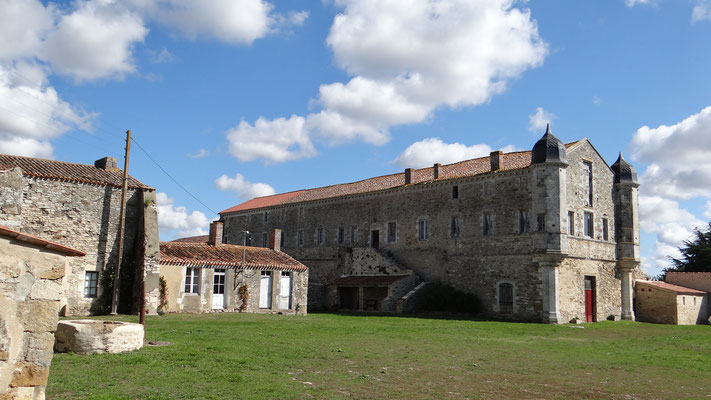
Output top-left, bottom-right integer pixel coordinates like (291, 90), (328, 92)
(611, 153), (639, 185)
(531, 124), (568, 165)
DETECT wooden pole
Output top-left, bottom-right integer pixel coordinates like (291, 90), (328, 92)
(110, 130), (131, 315)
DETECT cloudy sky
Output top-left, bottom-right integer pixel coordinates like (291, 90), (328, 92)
(2, 0), (711, 276)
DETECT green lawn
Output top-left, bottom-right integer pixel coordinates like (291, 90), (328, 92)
(46, 313), (711, 399)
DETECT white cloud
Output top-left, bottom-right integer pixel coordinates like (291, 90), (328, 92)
(692, 0), (711, 23)
(156, 192), (210, 238)
(393, 138), (518, 169)
(630, 105), (711, 200)
(625, 0), (651, 7)
(0, 0), (54, 62)
(146, 47), (175, 64)
(229, 0), (547, 163)
(528, 107), (556, 132)
(705, 200), (711, 219)
(226, 115), (316, 163)
(40, 0), (148, 82)
(188, 148), (209, 159)
(215, 173), (275, 200)
(592, 96), (602, 105)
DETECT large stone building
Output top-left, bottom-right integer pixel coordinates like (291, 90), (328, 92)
(219, 129), (644, 323)
(0, 154), (160, 316)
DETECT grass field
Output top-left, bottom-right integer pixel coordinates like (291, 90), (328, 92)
(46, 313), (711, 399)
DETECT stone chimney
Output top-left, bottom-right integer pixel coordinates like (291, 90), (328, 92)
(433, 163), (441, 179)
(490, 151), (503, 171)
(95, 157), (118, 170)
(208, 221), (223, 246)
(404, 168), (413, 185)
(268, 229), (281, 252)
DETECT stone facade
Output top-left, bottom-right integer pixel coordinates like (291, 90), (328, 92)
(220, 133), (643, 323)
(0, 227), (84, 400)
(635, 280), (709, 325)
(0, 156), (160, 316)
(666, 272), (711, 293)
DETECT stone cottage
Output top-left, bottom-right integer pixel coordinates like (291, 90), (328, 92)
(0, 154), (160, 316)
(0, 225), (84, 400)
(160, 223), (307, 315)
(219, 128), (644, 323)
(635, 280), (708, 325)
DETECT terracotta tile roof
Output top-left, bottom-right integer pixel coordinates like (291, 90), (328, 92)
(636, 280), (708, 295)
(220, 142), (582, 214)
(330, 275), (411, 286)
(0, 225), (85, 257)
(171, 235), (209, 243)
(159, 242), (307, 272)
(0, 154), (152, 190)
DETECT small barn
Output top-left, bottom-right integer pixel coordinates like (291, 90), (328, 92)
(159, 223), (308, 315)
(635, 280), (708, 325)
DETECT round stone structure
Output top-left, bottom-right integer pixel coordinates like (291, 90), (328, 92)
(54, 320), (144, 354)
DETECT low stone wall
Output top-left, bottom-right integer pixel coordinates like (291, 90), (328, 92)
(54, 320), (144, 354)
(0, 236), (70, 400)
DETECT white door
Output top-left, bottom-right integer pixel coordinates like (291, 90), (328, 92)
(259, 271), (272, 308)
(278, 272), (292, 309)
(212, 269), (225, 309)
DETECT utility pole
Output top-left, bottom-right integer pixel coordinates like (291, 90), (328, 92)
(110, 130), (131, 315)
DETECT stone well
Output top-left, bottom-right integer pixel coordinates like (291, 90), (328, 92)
(54, 320), (144, 354)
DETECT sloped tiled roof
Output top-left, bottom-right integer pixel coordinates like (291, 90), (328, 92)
(171, 235), (210, 243)
(636, 280), (708, 295)
(160, 242), (307, 272)
(220, 142), (583, 214)
(0, 154), (152, 190)
(0, 225), (85, 257)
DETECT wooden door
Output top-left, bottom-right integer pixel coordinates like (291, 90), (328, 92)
(584, 276), (596, 322)
(371, 230), (379, 249)
(278, 272), (291, 309)
(212, 269), (226, 309)
(259, 271), (272, 309)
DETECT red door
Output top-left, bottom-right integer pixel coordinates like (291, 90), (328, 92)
(584, 276), (596, 322)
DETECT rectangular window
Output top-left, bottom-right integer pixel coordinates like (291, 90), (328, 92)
(519, 211), (529, 234)
(317, 227), (324, 245)
(280, 231), (285, 247)
(262, 232), (268, 247)
(537, 214), (546, 232)
(452, 185), (459, 199)
(297, 230), (304, 247)
(387, 222), (397, 243)
(483, 213), (493, 236)
(584, 212), (594, 238)
(583, 161), (593, 206)
(84, 271), (98, 298)
(185, 267), (200, 294)
(418, 219), (428, 241)
(264, 212), (268, 222)
(338, 226), (345, 244)
(245, 233), (252, 246)
(602, 218), (609, 241)
(450, 216), (461, 238)
(568, 211), (575, 235)
(350, 226), (357, 244)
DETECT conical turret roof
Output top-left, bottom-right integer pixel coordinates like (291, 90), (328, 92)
(611, 153), (638, 184)
(531, 124), (568, 165)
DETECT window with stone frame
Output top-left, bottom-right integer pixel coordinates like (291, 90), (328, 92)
(350, 226), (357, 244)
(185, 267), (200, 294)
(84, 271), (98, 298)
(452, 185), (459, 199)
(263, 211), (268, 222)
(280, 230), (285, 247)
(602, 218), (609, 241)
(418, 218), (428, 241)
(568, 211), (575, 235)
(297, 230), (304, 247)
(537, 213), (546, 232)
(483, 213), (493, 236)
(387, 222), (397, 243)
(498, 282), (514, 314)
(317, 227), (324, 245)
(519, 211), (529, 234)
(262, 232), (268, 247)
(584, 212), (594, 238)
(337, 226), (345, 244)
(583, 160), (593, 206)
(450, 216), (461, 238)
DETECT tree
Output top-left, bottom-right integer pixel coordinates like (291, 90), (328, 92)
(668, 222), (711, 272)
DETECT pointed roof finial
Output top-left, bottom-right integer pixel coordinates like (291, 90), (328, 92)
(545, 123), (551, 134)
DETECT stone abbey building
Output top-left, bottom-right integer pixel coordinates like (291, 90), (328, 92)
(219, 128), (644, 323)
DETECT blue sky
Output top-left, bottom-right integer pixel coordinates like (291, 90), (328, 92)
(2, 0), (711, 276)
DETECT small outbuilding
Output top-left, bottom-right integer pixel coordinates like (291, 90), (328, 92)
(159, 223), (308, 315)
(635, 280), (708, 325)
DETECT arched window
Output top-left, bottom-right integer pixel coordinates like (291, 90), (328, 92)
(499, 283), (514, 314)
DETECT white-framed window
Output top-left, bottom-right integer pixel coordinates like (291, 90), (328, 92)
(185, 267), (200, 294)
(350, 226), (357, 244)
(417, 218), (428, 241)
(584, 212), (594, 238)
(387, 222), (397, 243)
(450, 216), (461, 238)
(519, 211), (529, 234)
(297, 230), (304, 247)
(84, 271), (98, 298)
(483, 213), (493, 236)
(317, 227), (324, 245)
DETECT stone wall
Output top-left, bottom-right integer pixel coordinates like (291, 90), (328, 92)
(222, 141), (637, 322)
(0, 169), (159, 316)
(0, 236), (69, 399)
(666, 272), (711, 293)
(558, 258), (621, 322)
(160, 265), (308, 315)
(635, 284), (678, 324)
(675, 294), (708, 325)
